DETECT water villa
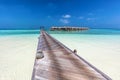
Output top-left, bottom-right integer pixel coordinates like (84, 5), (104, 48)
(50, 26), (89, 31)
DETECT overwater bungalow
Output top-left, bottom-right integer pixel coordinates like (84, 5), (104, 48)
(50, 26), (89, 31)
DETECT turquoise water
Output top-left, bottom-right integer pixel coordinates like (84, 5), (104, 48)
(48, 29), (120, 80)
(48, 29), (120, 35)
(0, 29), (120, 80)
(0, 29), (120, 36)
(0, 30), (40, 36)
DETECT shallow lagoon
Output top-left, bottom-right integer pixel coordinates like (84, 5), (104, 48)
(0, 29), (120, 80)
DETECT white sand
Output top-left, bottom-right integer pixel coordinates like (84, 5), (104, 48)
(0, 33), (120, 80)
(0, 34), (38, 80)
(52, 34), (120, 80)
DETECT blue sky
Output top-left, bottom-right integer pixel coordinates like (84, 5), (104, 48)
(0, 0), (120, 29)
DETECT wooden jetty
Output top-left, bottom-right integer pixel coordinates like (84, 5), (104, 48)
(32, 30), (111, 80)
(50, 26), (89, 31)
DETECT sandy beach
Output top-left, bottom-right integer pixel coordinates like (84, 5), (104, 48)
(51, 34), (120, 80)
(0, 32), (120, 80)
(0, 34), (38, 80)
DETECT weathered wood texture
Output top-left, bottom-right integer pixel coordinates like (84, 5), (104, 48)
(32, 31), (111, 80)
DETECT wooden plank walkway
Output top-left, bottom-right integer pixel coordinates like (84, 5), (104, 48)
(32, 31), (112, 80)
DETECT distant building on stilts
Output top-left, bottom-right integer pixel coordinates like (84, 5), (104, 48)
(50, 26), (89, 31)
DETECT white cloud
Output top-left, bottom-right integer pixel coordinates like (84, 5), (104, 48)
(60, 19), (69, 24)
(60, 14), (71, 24)
(62, 14), (71, 18)
(79, 16), (84, 19)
